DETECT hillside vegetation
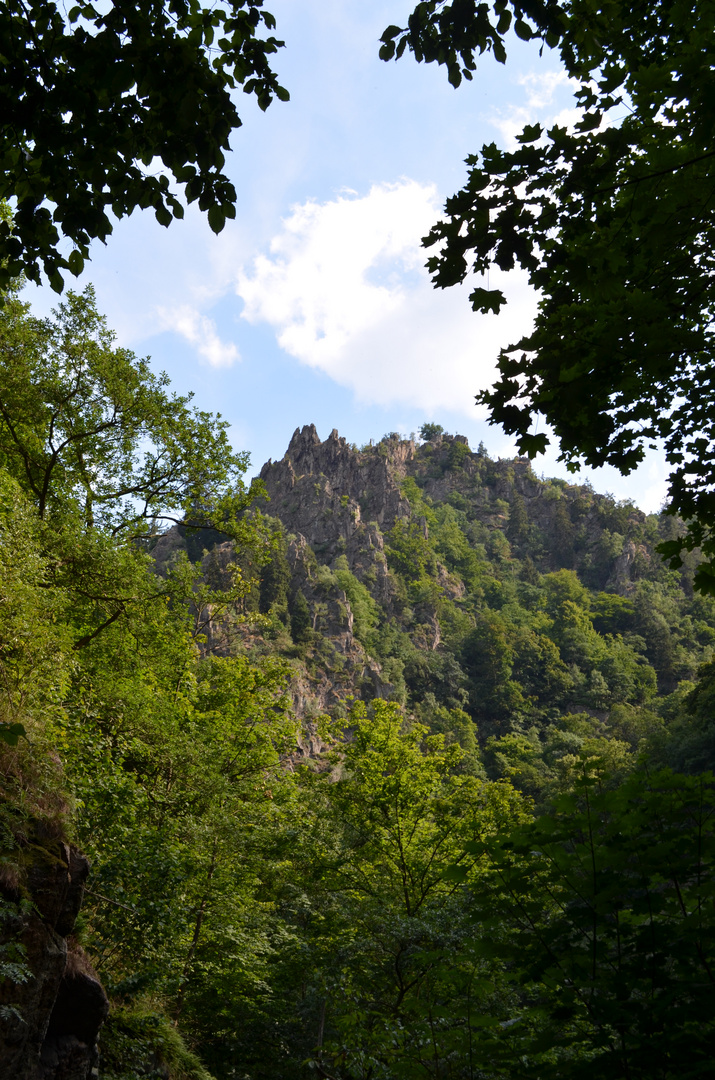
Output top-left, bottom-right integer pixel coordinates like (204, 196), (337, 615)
(163, 420), (715, 797)
(1, 290), (714, 1079)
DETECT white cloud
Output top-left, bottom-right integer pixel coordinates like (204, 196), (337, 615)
(159, 306), (240, 368)
(236, 180), (537, 415)
(518, 70), (575, 110)
(489, 69), (581, 147)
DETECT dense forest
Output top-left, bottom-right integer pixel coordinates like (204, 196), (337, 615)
(1, 287), (713, 1079)
(3, 0), (715, 1076)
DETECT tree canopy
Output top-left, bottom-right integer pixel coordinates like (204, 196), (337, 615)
(382, 0), (715, 589)
(0, 0), (288, 292)
(445, 765), (715, 1079)
(0, 285), (272, 663)
(0, 285), (261, 539)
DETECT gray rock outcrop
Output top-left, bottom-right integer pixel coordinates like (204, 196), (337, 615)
(259, 424), (413, 574)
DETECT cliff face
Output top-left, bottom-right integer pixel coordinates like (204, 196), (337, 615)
(260, 424), (657, 589)
(259, 424), (414, 560)
(0, 828), (108, 1080)
(258, 425), (413, 615)
(259, 425), (549, 576)
(152, 424), (684, 727)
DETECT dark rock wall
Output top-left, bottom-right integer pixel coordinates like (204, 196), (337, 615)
(0, 835), (108, 1080)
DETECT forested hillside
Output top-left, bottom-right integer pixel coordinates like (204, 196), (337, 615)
(159, 419), (715, 794)
(3, 0), (715, 1075)
(1, 290), (714, 1079)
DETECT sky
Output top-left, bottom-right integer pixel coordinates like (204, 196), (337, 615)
(27, 0), (668, 511)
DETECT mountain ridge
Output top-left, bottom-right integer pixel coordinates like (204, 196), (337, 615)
(152, 423), (707, 773)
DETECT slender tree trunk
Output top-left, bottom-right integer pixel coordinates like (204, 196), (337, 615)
(317, 997), (327, 1048)
(174, 841), (218, 1021)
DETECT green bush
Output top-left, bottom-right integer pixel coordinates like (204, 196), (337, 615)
(100, 1006), (214, 1080)
(333, 556), (380, 649)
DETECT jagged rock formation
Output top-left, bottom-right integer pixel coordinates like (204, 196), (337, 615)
(151, 424), (688, 729)
(0, 828), (108, 1080)
(260, 424), (413, 559)
(259, 424), (657, 588)
(259, 426), (412, 612)
(259, 425), (534, 576)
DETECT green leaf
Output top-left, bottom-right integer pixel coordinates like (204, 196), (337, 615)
(517, 123), (542, 144)
(441, 864), (468, 882)
(0, 723), (26, 747)
(155, 205), (172, 228)
(207, 205), (225, 234)
(469, 286), (505, 314)
(67, 250), (84, 275)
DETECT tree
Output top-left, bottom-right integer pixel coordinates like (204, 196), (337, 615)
(0, 0), (288, 292)
(259, 525), (291, 617)
(290, 588), (312, 643)
(419, 422), (445, 441)
(0, 285), (263, 540)
(67, 647), (295, 1014)
(506, 490), (528, 545)
(458, 765), (715, 1079)
(307, 700), (527, 1079)
(0, 285), (297, 1073)
(382, 1), (715, 589)
(0, 470), (70, 745)
(333, 555), (380, 649)
(461, 611), (526, 732)
(0, 285), (272, 648)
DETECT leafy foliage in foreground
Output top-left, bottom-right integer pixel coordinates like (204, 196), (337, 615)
(484, 767), (715, 1080)
(0, 0), (288, 292)
(383, 0), (715, 588)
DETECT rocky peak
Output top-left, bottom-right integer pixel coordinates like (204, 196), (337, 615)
(149, 421), (669, 729)
(259, 426), (414, 570)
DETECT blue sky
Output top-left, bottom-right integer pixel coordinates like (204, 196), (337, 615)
(27, 0), (667, 510)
